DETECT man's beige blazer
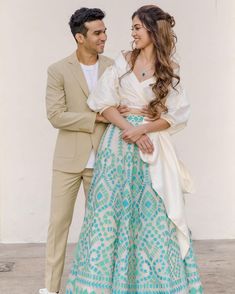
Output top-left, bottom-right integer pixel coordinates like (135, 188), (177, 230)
(46, 52), (113, 173)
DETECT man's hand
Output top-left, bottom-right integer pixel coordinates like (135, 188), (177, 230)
(136, 134), (154, 154)
(117, 105), (130, 117)
(140, 105), (166, 121)
(139, 106), (156, 120)
(95, 114), (109, 123)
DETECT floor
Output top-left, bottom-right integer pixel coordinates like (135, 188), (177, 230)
(0, 240), (234, 294)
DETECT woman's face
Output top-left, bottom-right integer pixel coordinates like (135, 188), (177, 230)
(131, 16), (152, 49)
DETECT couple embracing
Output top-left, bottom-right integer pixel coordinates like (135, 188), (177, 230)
(41, 5), (203, 294)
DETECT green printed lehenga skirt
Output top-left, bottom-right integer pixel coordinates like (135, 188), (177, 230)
(66, 115), (203, 294)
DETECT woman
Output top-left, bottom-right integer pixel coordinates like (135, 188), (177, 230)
(66, 5), (203, 293)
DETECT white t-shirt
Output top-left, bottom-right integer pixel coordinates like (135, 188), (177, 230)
(80, 61), (99, 169)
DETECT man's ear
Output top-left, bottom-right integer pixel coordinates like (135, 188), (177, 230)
(75, 33), (84, 44)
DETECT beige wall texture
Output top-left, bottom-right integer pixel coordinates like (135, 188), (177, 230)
(0, 0), (235, 243)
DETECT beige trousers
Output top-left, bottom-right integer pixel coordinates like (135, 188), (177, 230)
(45, 168), (93, 292)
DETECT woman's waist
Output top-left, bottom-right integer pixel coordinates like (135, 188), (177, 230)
(125, 111), (145, 125)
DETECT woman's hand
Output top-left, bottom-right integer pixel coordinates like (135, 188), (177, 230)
(122, 125), (146, 143)
(136, 135), (154, 154)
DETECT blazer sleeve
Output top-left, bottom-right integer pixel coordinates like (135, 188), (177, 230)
(160, 82), (190, 134)
(87, 65), (120, 114)
(46, 64), (96, 133)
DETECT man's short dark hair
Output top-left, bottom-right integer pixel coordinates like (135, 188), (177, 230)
(69, 7), (105, 39)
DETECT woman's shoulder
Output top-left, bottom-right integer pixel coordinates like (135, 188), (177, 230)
(114, 50), (132, 71)
(121, 50), (132, 59)
(114, 50), (131, 61)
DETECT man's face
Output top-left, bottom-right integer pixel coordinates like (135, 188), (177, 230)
(79, 20), (107, 54)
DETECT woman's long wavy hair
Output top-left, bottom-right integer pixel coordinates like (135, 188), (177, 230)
(128, 5), (180, 118)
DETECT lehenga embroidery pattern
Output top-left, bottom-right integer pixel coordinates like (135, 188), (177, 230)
(66, 116), (203, 294)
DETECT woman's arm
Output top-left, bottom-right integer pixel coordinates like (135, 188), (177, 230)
(122, 83), (190, 142)
(143, 118), (170, 133)
(103, 107), (170, 134)
(103, 106), (154, 154)
(102, 107), (133, 130)
(122, 118), (170, 142)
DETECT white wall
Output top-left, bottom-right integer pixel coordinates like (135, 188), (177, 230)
(0, 0), (234, 243)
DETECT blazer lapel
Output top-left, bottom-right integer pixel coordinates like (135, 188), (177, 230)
(68, 52), (110, 97)
(68, 52), (89, 97)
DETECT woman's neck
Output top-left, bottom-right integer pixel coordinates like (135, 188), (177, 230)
(139, 45), (156, 65)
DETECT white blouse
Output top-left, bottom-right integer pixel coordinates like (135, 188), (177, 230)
(87, 52), (194, 259)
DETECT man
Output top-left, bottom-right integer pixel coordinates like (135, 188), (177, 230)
(39, 8), (114, 294)
(40, 7), (153, 294)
